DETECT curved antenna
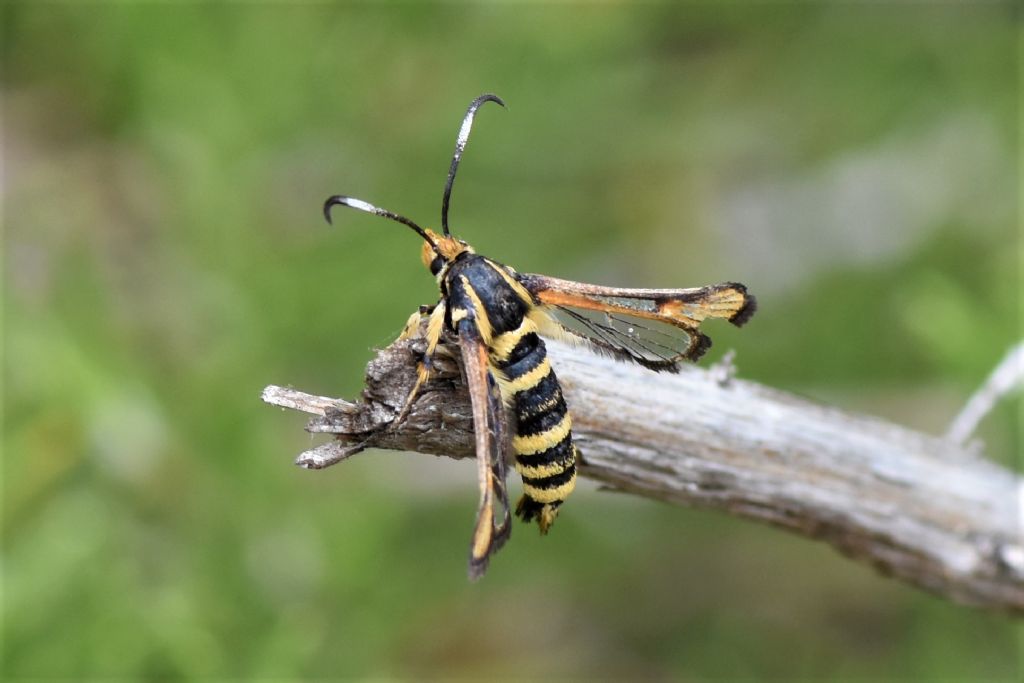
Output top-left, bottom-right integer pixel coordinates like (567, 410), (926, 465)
(323, 195), (438, 251)
(440, 93), (506, 235)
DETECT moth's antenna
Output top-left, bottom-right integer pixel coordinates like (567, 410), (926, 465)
(324, 195), (438, 251)
(441, 93), (505, 236)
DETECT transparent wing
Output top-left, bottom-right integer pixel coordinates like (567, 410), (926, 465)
(545, 304), (709, 371)
(520, 273), (756, 371)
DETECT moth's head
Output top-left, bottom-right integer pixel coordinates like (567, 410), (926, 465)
(421, 230), (474, 276)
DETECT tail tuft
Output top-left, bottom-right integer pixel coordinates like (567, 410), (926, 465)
(515, 495), (561, 534)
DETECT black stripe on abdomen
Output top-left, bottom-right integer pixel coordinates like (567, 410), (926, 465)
(493, 332), (578, 534)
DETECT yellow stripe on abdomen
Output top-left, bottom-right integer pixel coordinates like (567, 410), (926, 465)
(501, 356), (551, 394)
(515, 456), (572, 479)
(521, 477), (577, 504)
(512, 411), (571, 455)
(489, 317), (538, 363)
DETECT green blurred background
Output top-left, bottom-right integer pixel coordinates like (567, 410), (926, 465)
(3, 3), (1020, 681)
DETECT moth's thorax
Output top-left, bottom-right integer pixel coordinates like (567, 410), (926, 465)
(444, 254), (534, 339)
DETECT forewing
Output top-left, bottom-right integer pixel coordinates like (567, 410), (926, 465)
(520, 273), (756, 370)
(457, 319), (511, 580)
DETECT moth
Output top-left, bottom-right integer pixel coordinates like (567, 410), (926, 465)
(324, 94), (756, 579)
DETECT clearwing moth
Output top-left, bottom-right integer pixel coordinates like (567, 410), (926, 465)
(324, 94), (756, 579)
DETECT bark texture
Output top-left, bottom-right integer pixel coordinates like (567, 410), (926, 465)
(262, 336), (1023, 613)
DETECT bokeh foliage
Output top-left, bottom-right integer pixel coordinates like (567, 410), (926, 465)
(2, 3), (1019, 680)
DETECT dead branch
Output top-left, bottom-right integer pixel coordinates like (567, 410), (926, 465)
(262, 336), (1024, 614)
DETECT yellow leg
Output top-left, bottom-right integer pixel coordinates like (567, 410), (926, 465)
(391, 302), (446, 427)
(398, 310), (424, 341)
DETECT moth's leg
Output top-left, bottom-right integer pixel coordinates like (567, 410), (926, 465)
(391, 302), (446, 427)
(398, 304), (435, 342)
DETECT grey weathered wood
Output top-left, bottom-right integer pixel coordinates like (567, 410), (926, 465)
(262, 336), (1024, 613)
(946, 342), (1024, 446)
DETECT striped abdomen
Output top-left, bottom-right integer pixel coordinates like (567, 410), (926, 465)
(491, 317), (578, 533)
